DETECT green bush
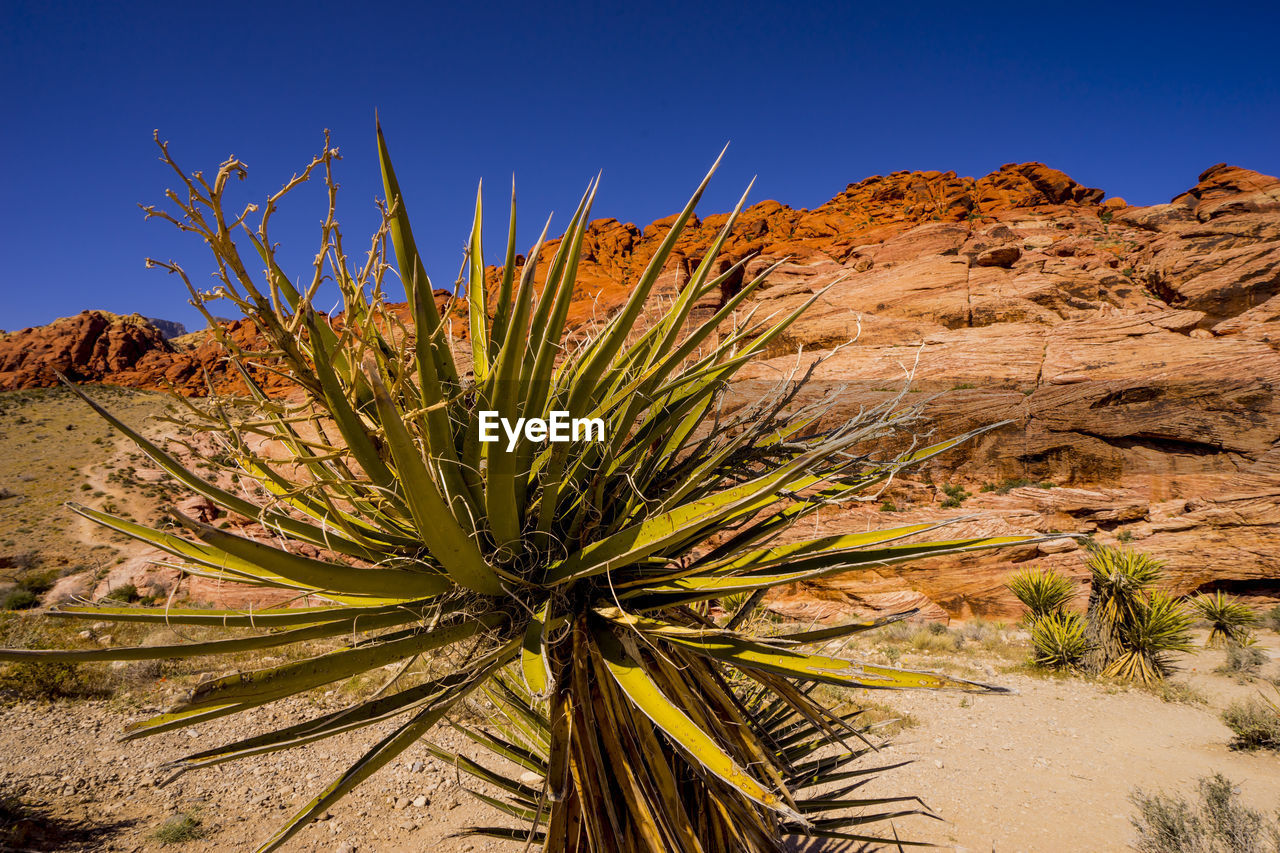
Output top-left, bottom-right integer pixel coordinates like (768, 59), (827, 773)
(102, 583), (139, 603)
(940, 483), (970, 508)
(1103, 590), (1194, 684)
(0, 589), (38, 611)
(1007, 566), (1075, 620)
(0, 571), (56, 611)
(1191, 591), (1258, 648)
(1029, 611), (1089, 670)
(0, 659), (101, 700)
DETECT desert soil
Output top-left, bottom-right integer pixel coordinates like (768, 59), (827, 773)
(2, 631), (1278, 852)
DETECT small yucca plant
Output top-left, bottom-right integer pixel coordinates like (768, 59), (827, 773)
(1103, 590), (1194, 684)
(1029, 610), (1089, 670)
(0, 125), (1062, 852)
(1084, 545), (1162, 672)
(1007, 566), (1076, 620)
(1190, 591), (1257, 648)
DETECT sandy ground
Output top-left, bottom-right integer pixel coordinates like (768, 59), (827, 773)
(2, 632), (1278, 852)
(857, 643), (1280, 851)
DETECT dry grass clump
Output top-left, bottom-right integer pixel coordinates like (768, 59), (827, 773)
(1222, 693), (1280, 750)
(1130, 773), (1280, 853)
(1216, 643), (1268, 681)
(151, 812), (206, 845)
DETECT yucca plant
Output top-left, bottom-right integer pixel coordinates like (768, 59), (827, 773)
(1190, 590), (1257, 648)
(1028, 610), (1090, 671)
(1084, 545), (1162, 672)
(0, 125), (1062, 852)
(1103, 590), (1194, 684)
(1007, 566), (1076, 620)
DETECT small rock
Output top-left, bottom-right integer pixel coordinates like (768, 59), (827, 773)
(518, 770), (542, 786)
(409, 760), (424, 774)
(934, 760), (944, 769)
(393, 797), (408, 810)
(412, 795), (427, 808)
(335, 842), (357, 853)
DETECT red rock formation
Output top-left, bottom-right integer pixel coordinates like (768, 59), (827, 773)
(0, 311), (174, 390)
(8, 162), (1280, 619)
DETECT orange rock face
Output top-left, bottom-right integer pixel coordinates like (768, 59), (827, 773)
(7, 162), (1280, 619)
(0, 311), (174, 390)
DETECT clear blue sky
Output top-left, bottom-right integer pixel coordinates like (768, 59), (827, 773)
(2, 1), (1277, 332)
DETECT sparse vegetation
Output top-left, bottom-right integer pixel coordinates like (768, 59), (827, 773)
(940, 482), (970, 507)
(1130, 773), (1280, 852)
(1216, 643), (1268, 680)
(0, 386), (170, 570)
(1223, 692), (1280, 750)
(0, 571), (56, 610)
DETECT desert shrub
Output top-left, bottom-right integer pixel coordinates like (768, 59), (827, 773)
(1266, 605), (1280, 634)
(1216, 643), (1268, 680)
(0, 126), (1065, 852)
(940, 483), (970, 507)
(960, 618), (997, 644)
(1085, 545), (1161, 667)
(101, 583), (138, 603)
(1130, 773), (1280, 853)
(1148, 679), (1208, 706)
(1103, 590), (1194, 684)
(0, 570), (56, 611)
(1, 588), (38, 611)
(1029, 610), (1089, 670)
(1007, 566), (1075, 620)
(1222, 694), (1280, 750)
(1191, 591), (1258, 648)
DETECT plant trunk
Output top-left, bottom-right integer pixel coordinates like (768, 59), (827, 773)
(1084, 586), (1124, 673)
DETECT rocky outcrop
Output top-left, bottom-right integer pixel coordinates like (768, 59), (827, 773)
(7, 162), (1280, 619)
(0, 311), (174, 391)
